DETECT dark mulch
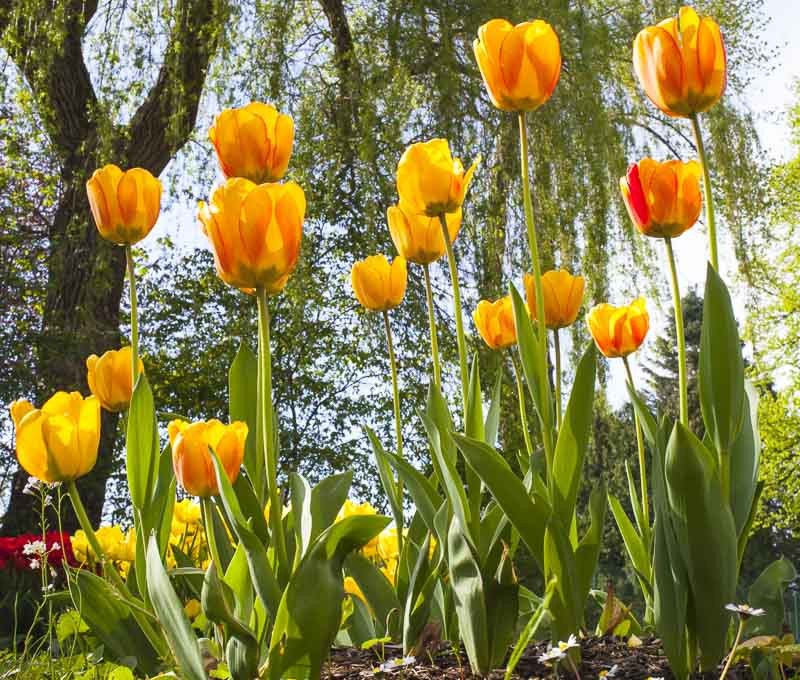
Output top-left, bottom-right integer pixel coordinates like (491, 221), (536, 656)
(324, 636), (756, 679)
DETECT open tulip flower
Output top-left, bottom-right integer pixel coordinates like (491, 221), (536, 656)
(396, 139), (478, 217)
(168, 419), (248, 498)
(473, 296), (516, 350)
(525, 269), (585, 330)
(387, 203), (461, 265)
(86, 165), (162, 245)
(198, 177), (305, 294)
(586, 298), (649, 359)
(620, 158), (702, 238)
(209, 102), (294, 183)
(633, 6), (726, 118)
(473, 18), (561, 112)
(10, 392), (101, 483)
(86, 347), (144, 413)
(351, 254), (407, 312)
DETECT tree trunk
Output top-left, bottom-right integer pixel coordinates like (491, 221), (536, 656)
(1, 0), (226, 535)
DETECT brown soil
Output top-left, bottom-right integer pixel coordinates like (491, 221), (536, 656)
(324, 636), (758, 679)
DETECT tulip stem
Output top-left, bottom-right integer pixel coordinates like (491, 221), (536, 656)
(201, 497), (224, 573)
(511, 353), (534, 458)
(256, 288), (288, 581)
(623, 357), (650, 531)
(553, 329), (562, 432)
(382, 310), (404, 554)
(422, 264), (442, 389)
(518, 111), (554, 465)
(689, 113), (719, 272)
(664, 237), (688, 428)
(125, 245), (140, 387)
(438, 214), (470, 422)
(719, 617), (745, 680)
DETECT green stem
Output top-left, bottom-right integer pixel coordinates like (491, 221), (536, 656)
(256, 288), (288, 579)
(554, 329), (562, 432)
(382, 310), (404, 554)
(623, 357), (650, 530)
(664, 237), (688, 428)
(201, 498), (224, 572)
(439, 214), (469, 421)
(511, 353), (534, 458)
(125, 245), (139, 385)
(422, 263), (442, 389)
(719, 618), (744, 680)
(689, 113), (719, 272)
(518, 111), (554, 469)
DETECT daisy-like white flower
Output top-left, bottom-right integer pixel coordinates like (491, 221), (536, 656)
(726, 603), (766, 620)
(23, 477), (43, 496)
(373, 656), (416, 673)
(23, 540), (47, 557)
(539, 634), (580, 663)
(599, 665), (620, 678)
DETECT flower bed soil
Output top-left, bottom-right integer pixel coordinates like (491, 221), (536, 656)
(324, 636), (760, 679)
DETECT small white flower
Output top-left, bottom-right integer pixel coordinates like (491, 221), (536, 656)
(726, 603), (766, 619)
(646, 677), (665, 680)
(29, 558), (40, 570)
(51, 542), (60, 551)
(373, 655), (416, 673)
(42, 583), (54, 593)
(23, 477), (43, 496)
(539, 634), (580, 664)
(599, 664), (620, 678)
(23, 540), (47, 557)
(50, 567), (58, 579)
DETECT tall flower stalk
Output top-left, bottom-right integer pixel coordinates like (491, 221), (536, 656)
(622, 357), (650, 531)
(422, 264), (442, 388)
(664, 238), (688, 426)
(690, 114), (719, 273)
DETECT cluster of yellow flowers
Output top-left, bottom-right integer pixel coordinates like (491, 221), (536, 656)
(70, 499), (207, 578)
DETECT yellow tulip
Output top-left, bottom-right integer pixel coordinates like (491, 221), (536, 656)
(85, 347), (144, 413)
(337, 499), (380, 557)
(184, 598), (202, 619)
(11, 392), (100, 483)
(173, 498), (202, 526)
(344, 577), (367, 604)
(168, 419), (248, 498)
(586, 298), (650, 359)
(525, 269), (585, 330)
(209, 102), (294, 183)
(633, 6), (726, 118)
(473, 18), (561, 112)
(86, 165), (162, 245)
(620, 158), (702, 239)
(351, 255), (407, 312)
(473, 297), (516, 350)
(198, 177), (305, 294)
(387, 203), (461, 265)
(396, 139), (478, 217)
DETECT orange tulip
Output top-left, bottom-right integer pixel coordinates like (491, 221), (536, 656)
(209, 102), (294, 183)
(473, 18), (561, 112)
(396, 139), (478, 217)
(586, 298), (649, 359)
(633, 6), (726, 118)
(620, 158), (702, 239)
(525, 269), (585, 330)
(387, 203), (461, 265)
(198, 177), (305, 294)
(168, 419), (248, 498)
(351, 255), (407, 312)
(86, 347), (144, 412)
(473, 297), (516, 350)
(86, 165), (162, 245)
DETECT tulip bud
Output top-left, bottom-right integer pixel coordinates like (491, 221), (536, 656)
(86, 165), (162, 245)
(86, 346), (144, 413)
(351, 255), (407, 312)
(387, 203), (461, 265)
(472, 297), (516, 350)
(168, 419), (248, 498)
(396, 139), (478, 217)
(198, 177), (305, 294)
(11, 392), (101, 483)
(473, 18), (561, 112)
(633, 6), (726, 118)
(209, 102), (294, 183)
(620, 159), (702, 239)
(525, 269), (585, 330)
(586, 298), (649, 359)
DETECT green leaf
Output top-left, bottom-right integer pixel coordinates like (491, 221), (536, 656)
(484, 366), (503, 447)
(345, 553), (400, 637)
(385, 452), (442, 536)
(575, 484), (607, 609)
(201, 561), (257, 646)
(551, 343), (596, 520)
(232, 472), (270, 545)
(452, 433), (548, 570)
(224, 542), (254, 621)
(146, 535), (206, 680)
(543, 515), (581, 640)
(744, 557), (797, 637)
(447, 515), (489, 675)
(608, 494), (650, 584)
(486, 548), (519, 668)
(229, 341), (262, 500)
(699, 263), (745, 454)
(365, 426), (404, 541)
(402, 534), (436, 654)
(624, 460), (646, 538)
(126, 373), (159, 511)
(729, 380), (761, 536)
(505, 579), (555, 680)
(665, 422), (738, 670)
(466, 352), (485, 441)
